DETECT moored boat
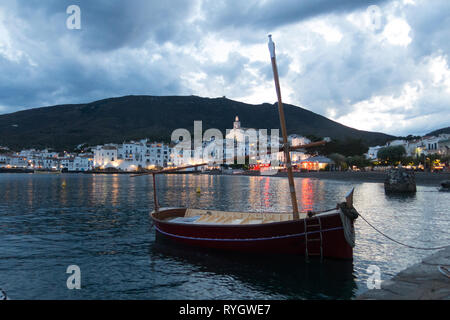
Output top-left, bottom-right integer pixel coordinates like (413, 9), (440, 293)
(151, 190), (358, 259)
(33, 169), (62, 174)
(135, 35), (359, 260)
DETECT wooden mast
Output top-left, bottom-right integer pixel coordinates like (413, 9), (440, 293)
(268, 35), (300, 219)
(152, 173), (159, 212)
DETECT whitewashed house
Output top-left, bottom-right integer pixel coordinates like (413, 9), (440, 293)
(366, 146), (384, 160)
(71, 155), (93, 171)
(117, 140), (172, 170)
(93, 140), (172, 171)
(284, 134), (311, 164)
(0, 154), (11, 167)
(171, 116), (311, 169)
(93, 145), (118, 168)
(437, 137), (450, 157)
(366, 133), (450, 160)
(8, 155), (28, 168)
(60, 157), (71, 170)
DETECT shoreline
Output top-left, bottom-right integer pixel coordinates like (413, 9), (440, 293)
(212, 170), (450, 186)
(252, 171), (450, 186)
(1, 169), (449, 186)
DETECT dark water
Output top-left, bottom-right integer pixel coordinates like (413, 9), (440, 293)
(0, 173), (448, 299)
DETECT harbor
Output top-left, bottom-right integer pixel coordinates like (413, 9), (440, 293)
(0, 173), (448, 299)
(1, 1), (449, 306)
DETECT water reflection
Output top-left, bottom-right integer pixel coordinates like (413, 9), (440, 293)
(300, 178), (314, 211)
(0, 173), (448, 299)
(150, 238), (357, 299)
(384, 192), (417, 201)
(111, 175), (119, 206)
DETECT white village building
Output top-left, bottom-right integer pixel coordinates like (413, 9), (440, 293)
(366, 133), (450, 160)
(93, 145), (118, 169)
(172, 116), (311, 169)
(60, 155), (94, 172)
(93, 140), (172, 171)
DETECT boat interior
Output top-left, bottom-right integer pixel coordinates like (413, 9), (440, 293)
(152, 187), (353, 226)
(156, 208), (315, 225)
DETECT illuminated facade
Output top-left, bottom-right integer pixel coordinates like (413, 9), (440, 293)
(93, 140), (172, 171)
(366, 133), (450, 160)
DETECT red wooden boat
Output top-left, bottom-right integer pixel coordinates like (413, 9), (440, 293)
(136, 35), (359, 259)
(151, 195), (358, 259)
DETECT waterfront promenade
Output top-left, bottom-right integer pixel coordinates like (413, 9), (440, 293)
(357, 246), (450, 300)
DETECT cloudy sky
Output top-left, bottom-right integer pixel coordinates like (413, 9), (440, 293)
(0, 0), (449, 136)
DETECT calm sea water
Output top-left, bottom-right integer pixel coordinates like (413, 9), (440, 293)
(0, 173), (448, 300)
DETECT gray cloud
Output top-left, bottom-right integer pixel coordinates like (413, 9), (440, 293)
(201, 0), (389, 31)
(0, 0), (449, 136)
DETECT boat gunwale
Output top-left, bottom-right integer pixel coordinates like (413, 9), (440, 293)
(150, 207), (341, 228)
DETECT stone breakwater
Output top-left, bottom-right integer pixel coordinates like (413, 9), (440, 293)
(384, 168), (417, 193)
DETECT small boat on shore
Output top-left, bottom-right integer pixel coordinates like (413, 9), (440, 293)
(134, 35), (359, 259)
(33, 169), (62, 174)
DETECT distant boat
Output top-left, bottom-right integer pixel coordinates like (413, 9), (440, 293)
(33, 169), (62, 174)
(134, 36), (359, 259)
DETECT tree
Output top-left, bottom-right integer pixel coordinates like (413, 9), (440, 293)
(308, 138), (369, 157)
(401, 156), (420, 166)
(328, 153), (347, 170)
(377, 146), (406, 165)
(346, 155), (372, 169)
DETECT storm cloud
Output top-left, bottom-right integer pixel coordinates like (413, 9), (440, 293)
(0, 0), (449, 136)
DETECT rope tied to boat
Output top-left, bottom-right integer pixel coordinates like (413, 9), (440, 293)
(337, 202), (359, 248)
(358, 212), (449, 251)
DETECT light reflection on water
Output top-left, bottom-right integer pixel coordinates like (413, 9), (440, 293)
(0, 173), (448, 299)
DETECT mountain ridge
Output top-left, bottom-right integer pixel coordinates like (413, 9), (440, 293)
(0, 95), (395, 150)
(426, 127), (450, 136)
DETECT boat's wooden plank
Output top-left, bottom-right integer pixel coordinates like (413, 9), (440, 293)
(180, 208), (309, 225)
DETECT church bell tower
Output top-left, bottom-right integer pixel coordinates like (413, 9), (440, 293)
(233, 116), (241, 129)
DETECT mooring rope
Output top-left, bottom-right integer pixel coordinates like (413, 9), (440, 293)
(438, 266), (450, 278)
(358, 212), (449, 250)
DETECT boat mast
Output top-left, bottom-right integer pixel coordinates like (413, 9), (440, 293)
(152, 173), (159, 212)
(268, 35), (300, 219)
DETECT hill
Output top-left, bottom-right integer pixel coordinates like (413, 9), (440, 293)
(426, 127), (450, 136)
(0, 95), (394, 150)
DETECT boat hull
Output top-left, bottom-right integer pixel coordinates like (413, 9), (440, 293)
(151, 208), (354, 260)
